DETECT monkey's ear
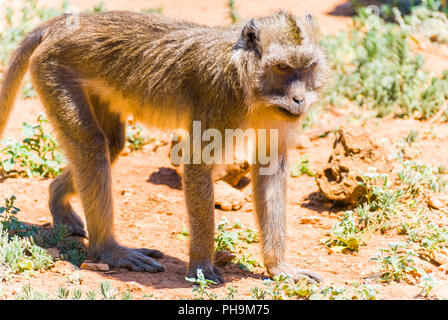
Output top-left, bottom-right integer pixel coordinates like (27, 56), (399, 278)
(240, 19), (260, 52)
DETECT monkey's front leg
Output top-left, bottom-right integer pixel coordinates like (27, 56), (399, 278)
(184, 163), (224, 284)
(251, 154), (322, 284)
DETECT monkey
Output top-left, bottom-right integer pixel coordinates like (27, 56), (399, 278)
(0, 10), (328, 284)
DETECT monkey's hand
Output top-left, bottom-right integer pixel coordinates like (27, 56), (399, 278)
(187, 263), (224, 284)
(268, 263), (323, 284)
(98, 242), (165, 272)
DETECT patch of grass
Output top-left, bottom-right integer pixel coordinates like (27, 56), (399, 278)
(0, 224), (54, 281)
(370, 242), (425, 283)
(0, 114), (65, 178)
(227, 0), (239, 23)
(290, 155), (314, 177)
(0, 0), (68, 99)
(398, 160), (447, 194)
(16, 281), (132, 300)
(185, 269), (218, 300)
(214, 217), (262, 271)
(0, 195), (86, 267)
(141, 7), (163, 15)
(249, 273), (378, 300)
(322, 7), (448, 120)
(126, 122), (154, 151)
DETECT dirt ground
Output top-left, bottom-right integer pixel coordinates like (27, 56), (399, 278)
(1, 0), (448, 300)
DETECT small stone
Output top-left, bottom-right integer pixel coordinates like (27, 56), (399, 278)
(214, 180), (245, 211)
(51, 260), (76, 275)
(428, 193), (448, 210)
(432, 249), (448, 265)
(45, 247), (60, 260)
(123, 281), (144, 292)
(80, 262), (109, 272)
(299, 216), (322, 225)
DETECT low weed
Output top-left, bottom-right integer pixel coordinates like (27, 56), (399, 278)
(0, 114), (65, 178)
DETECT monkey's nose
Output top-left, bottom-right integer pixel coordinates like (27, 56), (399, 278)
(292, 96), (305, 106)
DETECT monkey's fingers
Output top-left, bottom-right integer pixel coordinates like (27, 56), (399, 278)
(119, 252), (165, 273)
(134, 248), (164, 259)
(294, 268), (323, 284)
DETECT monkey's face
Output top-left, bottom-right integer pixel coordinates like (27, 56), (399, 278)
(240, 11), (328, 122)
(255, 44), (326, 120)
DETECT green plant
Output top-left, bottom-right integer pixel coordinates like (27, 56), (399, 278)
(126, 123), (153, 151)
(370, 242), (424, 282)
(141, 7), (163, 15)
(17, 284), (50, 300)
(0, 114), (65, 178)
(215, 217), (240, 252)
(325, 210), (367, 252)
(398, 160), (447, 194)
(185, 269), (218, 300)
(234, 253), (262, 271)
(100, 281), (119, 300)
(227, 0), (239, 23)
(0, 224), (54, 281)
(0, 195), (25, 231)
(322, 7), (448, 121)
(418, 272), (438, 297)
(290, 155), (314, 177)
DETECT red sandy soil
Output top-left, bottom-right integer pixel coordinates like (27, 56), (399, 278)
(1, 0), (448, 299)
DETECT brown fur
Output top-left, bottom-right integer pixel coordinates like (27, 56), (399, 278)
(0, 10), (328, 282)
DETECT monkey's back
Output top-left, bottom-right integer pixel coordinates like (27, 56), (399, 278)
(30, 11), (246, 130)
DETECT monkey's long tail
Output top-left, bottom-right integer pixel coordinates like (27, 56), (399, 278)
(0, 25), (47, 137)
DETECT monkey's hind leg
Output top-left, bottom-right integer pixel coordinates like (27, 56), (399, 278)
(49, 168), (87, 237)
(31, 62), (164, 272)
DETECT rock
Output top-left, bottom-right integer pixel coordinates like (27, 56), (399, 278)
(214, 180), (245, 211)
(216, 162), (251, 188)
(432, 249), (448, 265)
(214, 250), (236, 267)
(45, 247), (60, 260)
(428, 193), (448, 210)
(315, 125), (394, 205)
(433, 281), (448, 300)
(51, 260), (76, 275)
(123, 281), (145, 292)
(299, 216), (322, 225)
(80, 262), (109, 272)
(438, 263), (448, 274)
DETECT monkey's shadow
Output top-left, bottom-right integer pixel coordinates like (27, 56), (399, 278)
(147, 167), (182, 190)
(7, 220), (263, 289)
(301, 191), (346, 214)
(107, 257), (264, 289)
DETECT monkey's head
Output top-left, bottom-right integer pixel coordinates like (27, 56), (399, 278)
(236, 11), (329, 121)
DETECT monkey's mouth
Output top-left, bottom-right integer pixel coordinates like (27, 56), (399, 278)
(276, 106), (303, 119)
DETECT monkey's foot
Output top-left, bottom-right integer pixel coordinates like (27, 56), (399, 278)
(187, 263), (224, 284)
(268, 263), (323, 284)
(99, 244), (165, 272)
(51, 205), (87, 238)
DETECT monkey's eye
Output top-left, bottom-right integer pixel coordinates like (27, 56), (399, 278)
(276, 63), (291, 71)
